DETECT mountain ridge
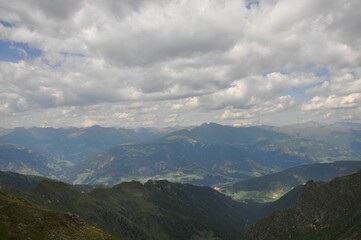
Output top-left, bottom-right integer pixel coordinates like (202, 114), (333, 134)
(245, 169), (361, 240)
(2, 172), (247, 239)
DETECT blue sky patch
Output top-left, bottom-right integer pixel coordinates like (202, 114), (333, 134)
(315, 68), (329, 77)
(286, 81), (324, 101)
(0, 40), (42, 62)
(0, 20), (13, 27)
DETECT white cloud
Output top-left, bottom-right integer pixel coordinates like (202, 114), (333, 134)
(302, 93), (361, 111)
(219, 110), (254, 120)
(0, 0), (360, 127)
(81, 118), (97, 128)
(198, 72), (318, 110)
(258, 95), (296, 114)
(306, 72), (361, 97)
(113, 112), (133, 119)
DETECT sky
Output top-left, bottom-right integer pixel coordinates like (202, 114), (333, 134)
(0, 0), (360, 128)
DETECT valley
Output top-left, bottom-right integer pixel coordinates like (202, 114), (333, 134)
(1, 122), (360, 190)
(0, 122), (361, 239)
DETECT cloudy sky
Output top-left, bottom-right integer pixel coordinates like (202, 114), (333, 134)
(0, 0), (360, 128)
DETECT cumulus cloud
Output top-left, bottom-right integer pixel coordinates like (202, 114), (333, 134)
(219, 110), (254, 120)
(302, 93), (361, 111)
(0, 0), (360, 127)
(198, 72), (318, 110)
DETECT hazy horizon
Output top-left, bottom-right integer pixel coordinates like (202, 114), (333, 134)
(1, 120), (360, 131)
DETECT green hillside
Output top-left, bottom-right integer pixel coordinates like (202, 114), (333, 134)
(244, 170), (361, 240)
(3, 176), (246, 240)
(1, 169), (360, 239)
(0, 191), (116, 240)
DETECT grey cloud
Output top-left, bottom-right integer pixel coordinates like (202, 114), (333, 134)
(0, 0), (360, 127)
(32, 0), (84, 20)
(0, 93), (28, 112)
(96, 0), (167, 21)
(32, 0), (83, 22)
(92, 10), (243, 66)
(323, 1), (361, 47)
(0, 0), (83, 30)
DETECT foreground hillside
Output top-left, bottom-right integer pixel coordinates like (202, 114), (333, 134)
(245, 170), (361, 240)
(1, 170), (360, 239)
(2, 174), (247, 240)
(0, 191), (115, 240)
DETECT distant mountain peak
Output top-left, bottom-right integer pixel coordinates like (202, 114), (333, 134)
(200, 122), (223, 127)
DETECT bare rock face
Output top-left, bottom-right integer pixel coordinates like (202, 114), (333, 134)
(244, 170), (361, 240)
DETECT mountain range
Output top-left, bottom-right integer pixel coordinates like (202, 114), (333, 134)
(0, 125), (168, 164)
(0, 122), (360, 202)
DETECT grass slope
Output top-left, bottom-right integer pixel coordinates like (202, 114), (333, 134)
(0, 191), (116, 240)
(4, 178), (246, 240)
(244, 170), (361, 240)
